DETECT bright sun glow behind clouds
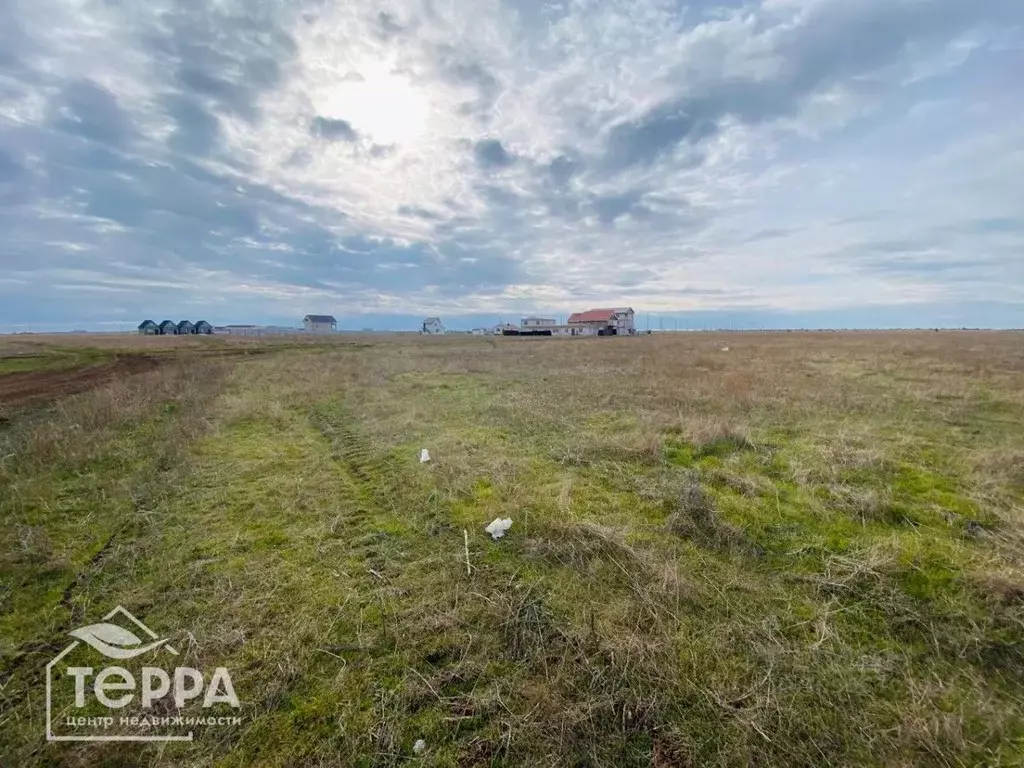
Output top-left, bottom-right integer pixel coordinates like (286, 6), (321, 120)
(318, 62), (430, 147)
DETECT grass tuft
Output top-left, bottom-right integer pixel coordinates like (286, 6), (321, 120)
(665, 472), (749, 553)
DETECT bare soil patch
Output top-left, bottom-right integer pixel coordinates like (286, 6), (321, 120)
(0, 355), (161, 409)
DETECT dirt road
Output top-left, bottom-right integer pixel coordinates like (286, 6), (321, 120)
(0, 356), (161, 410)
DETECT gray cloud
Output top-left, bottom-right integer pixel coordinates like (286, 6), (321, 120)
(164, 95), (222, 156)
(600, 0), (1022, 172)
(974, 217), (1024, 234)
(547, 154), (583, 187)
(397, 205), (443, 220)
(474, 139), (516, 169)
(744, 228), (794, 243)
(0, 149), (20, 180)
(592, 190), (647, 225)
(51, 80), (135, 147)
(145, 2), (298, 127)
(0, 149), (27, 205)
(310, 117), (359, 142)
(604, 103), (717, 170)
(376, 11), (406, 40)
(432, 45), (501, 118)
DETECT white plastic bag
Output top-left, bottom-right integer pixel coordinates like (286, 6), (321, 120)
(485, 518), (513, 540)
(419, 448), (431, 463)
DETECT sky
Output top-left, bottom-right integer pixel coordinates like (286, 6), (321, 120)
(1, 0), (1022, 332)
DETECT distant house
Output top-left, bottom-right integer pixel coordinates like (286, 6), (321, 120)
(158, 320), (178, 335)
(138, 320), (159, 335)
(194, 320), (213, 335)
(567, 307), (636, 336)
(521, 317), (556, 329)
(177, 320), (195, 335)
(421, 317), (445, 335)
(303, 314), (337, 333)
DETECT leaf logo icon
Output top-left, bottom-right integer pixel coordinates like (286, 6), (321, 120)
(69, 623), (169, 659)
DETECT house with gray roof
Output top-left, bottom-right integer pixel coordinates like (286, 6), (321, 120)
(303, 314), (337, 333)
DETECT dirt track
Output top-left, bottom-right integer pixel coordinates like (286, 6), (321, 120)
(0, 356), (161, 410)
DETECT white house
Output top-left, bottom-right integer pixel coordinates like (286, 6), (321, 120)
(422, 317), (446, 335)
(304, 314), (337, 333)
(521, 317), (556, 329)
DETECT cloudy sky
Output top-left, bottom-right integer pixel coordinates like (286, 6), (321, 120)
(1, 0), (1022, 331)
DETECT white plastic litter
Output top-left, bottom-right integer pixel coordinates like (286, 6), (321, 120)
(419, 448), (431, 463)
(485, 518), (513, 540)
(720, 346), (730, 352)
(413, 739), (427, 754)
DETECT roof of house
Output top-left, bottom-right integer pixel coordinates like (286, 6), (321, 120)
(138, 320), (158, 328)
(304, 315), (337, 323)
(159, 320), (177, 326)
(568, 308), (616, 323)
(423, 317), (442, 323)
(194, 320), (212, 327)
(567, 307), (635, 323)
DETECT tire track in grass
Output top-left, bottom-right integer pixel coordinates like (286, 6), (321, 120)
(309, 403), (404, 571)
(146, 401), (415, 766)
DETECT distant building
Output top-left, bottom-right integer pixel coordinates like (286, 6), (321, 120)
(158, 320), (178, 335)
(138, 320), (159, 335)
(177, 320), (195, 335)
(194, 320), (213, 335)
(422, 317), (445, 335)
(521, 317), (556, 329)
(303, 314), (337, 333)
(567, 307), (636, 336)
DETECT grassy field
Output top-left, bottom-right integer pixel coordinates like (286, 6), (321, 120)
(1, 331), (1023, 766)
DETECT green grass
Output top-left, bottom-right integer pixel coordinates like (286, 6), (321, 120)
(1, 332), (1023, 766)
(0, 346), (111, 374)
